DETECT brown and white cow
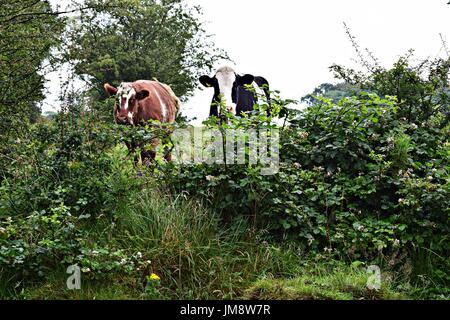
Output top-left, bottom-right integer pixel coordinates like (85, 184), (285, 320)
(104, 80), (180, 162)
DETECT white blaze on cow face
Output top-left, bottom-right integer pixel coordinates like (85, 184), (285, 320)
(215, 66), (237, 114)
(116, 83), (134, 110)
(115, 83), (136, 123)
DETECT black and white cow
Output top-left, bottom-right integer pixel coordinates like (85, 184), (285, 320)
(199, 66), (271, 117)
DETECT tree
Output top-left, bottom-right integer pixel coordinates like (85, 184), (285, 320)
(64, 0), (227, 102)
(330, 24), (450, 128)
(301, 82), (361, 105)
(330, 53), (450, 127)
(0, 0), (64, 129)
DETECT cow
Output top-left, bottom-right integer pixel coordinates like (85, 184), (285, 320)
(104, 79), (180, 163)
(199, 66), (271, 118)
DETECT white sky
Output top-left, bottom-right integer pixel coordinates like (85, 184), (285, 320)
(44, 0), (450, 123)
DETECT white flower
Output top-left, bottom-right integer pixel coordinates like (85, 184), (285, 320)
(299, 132), (309, 140)
(136, 252), (143, 259)
(90, 250), (99, 257)
(81, 267), (91, 273)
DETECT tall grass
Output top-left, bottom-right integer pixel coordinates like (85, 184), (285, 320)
(107, 182), (305, 299)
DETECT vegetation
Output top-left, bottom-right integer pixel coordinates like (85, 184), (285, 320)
(0, 1), (448, 300)
(0, 0), (64, 152)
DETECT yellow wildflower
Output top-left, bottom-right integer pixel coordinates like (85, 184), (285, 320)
(149, 273), (160, 282)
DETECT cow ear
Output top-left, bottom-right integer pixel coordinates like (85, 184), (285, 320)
(199, 75), (215, 88)
(104, 83), (118, 96)
(135, 89), (150, 100)
(237, 74), (254, 86)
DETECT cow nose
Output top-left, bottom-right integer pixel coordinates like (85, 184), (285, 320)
(227, 105), (235, 113)
(116, 115), (128, 123)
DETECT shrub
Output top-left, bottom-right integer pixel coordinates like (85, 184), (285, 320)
(0, 113), (142, 283)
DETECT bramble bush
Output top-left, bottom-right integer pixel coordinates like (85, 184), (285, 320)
(162, 92), (448, 259)
(279, 93), (448, 259)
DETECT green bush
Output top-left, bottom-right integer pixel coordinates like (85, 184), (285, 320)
(0, 114), (142, 283)
(161, 90), (448, 260)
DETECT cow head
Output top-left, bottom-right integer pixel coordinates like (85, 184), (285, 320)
(104, 82), (150, 125)
(199, 66), (254, 116)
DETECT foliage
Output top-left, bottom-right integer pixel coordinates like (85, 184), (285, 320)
(0, 82), (447, 299)
(0, 0), (65, 167)
(280, 93), (449, 259)
(0, 124), (306, 299)
(301, 82), (361, 105)
(331, 52), (450, 128)
(0, 0), (64, 122)
(0, 113), (141, 282)
(160, 90), (283, 221)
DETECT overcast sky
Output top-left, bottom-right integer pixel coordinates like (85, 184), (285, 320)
(45, 0), (450, 123)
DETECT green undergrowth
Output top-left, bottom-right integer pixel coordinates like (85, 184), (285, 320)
(4, 183), (422, 300)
